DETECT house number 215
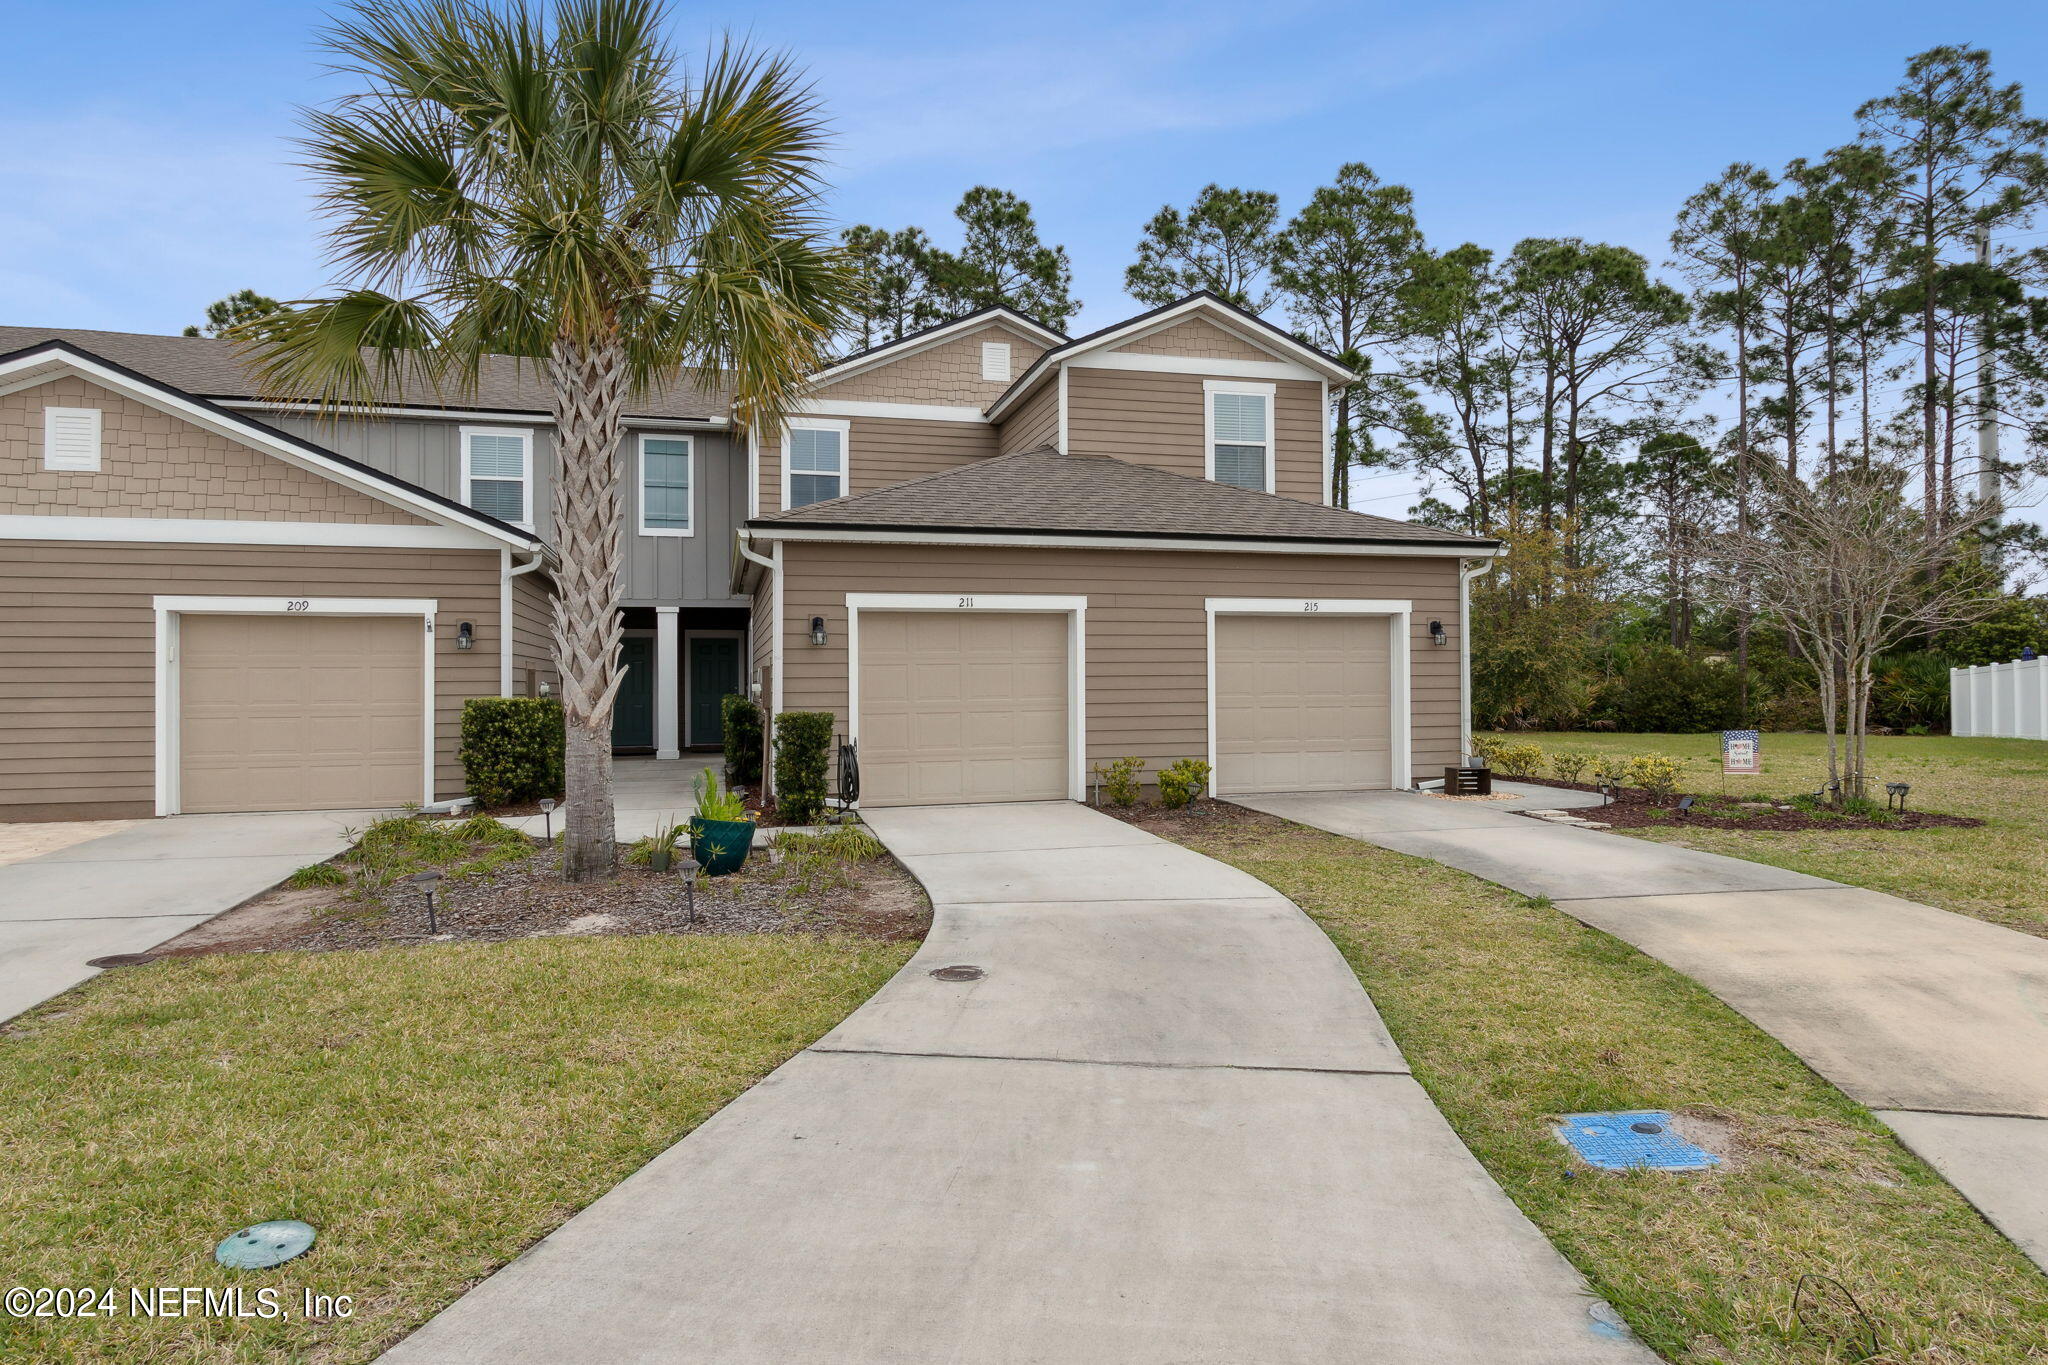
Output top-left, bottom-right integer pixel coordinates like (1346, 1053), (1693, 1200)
(1302, 600), (1321, 612)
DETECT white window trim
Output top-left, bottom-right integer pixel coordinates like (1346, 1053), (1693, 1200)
(42, 406), (103, 472)
(782, 416), (851, 511)
(1202, 597), (1412, 797)
(843, 592), (1087, 804)
(636, 432), (696, 537)
(981, 340), (1012, 382)
(460, 425), (534, 529)
(151, 595), (440, 817)
(1203, 379), (1277, 494)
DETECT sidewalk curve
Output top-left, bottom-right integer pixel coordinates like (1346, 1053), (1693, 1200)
(1233, 788), (2048, 1273)
(380, 800), (1650, 1364)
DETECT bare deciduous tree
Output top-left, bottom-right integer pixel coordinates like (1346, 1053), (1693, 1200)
(1707, 460), (2001, 799)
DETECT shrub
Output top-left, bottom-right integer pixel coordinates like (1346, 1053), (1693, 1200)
(1590, 754), (1630, 787)
(721, 693), (764, 786)
(1094, 756), (1144, 807)
(693, 769), (749, 822)
(1469, 733), (1505, 764)
(1870, 653), (1953, 731)
(1603, 648), (1744, 733)
(460, 697), (565, 808)
(773, 711), (836, 825)
(1157, 758), (1211, 809)
(286, 862), (348, 888)
(1492, 741), (1545, 778)
(1625, 753), (1682, 803)
(1548, 751), (1590, 784)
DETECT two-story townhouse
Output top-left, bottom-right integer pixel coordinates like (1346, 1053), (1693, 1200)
(0, 290), (1496, 822)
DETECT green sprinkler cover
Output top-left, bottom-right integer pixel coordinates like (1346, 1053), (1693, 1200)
(215, 1220), (317, 1270)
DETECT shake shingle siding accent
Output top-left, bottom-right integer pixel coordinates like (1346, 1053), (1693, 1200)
(1106, 315), (1271, 362)
(816, 322), (1050, 407)
(752, 447), (1492, 549)
(777, 542), (1465, 782)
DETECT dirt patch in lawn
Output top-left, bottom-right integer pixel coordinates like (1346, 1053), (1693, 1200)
(1512, 778), (1982, 832)
(152, 821), (929, 959)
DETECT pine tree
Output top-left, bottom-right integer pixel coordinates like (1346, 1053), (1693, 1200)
(923, 187), (1079, 329)
(1125, 184), (1279, 312)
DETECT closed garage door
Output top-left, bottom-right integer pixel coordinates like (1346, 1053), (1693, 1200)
(858, 611), (1068, 807)
(178, 613), (424, 813)
(1216, 614), (1391, 794)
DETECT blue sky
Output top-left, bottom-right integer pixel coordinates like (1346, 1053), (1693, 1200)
(3, 0), (2044, 513)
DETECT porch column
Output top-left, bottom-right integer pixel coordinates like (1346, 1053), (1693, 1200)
(654, 607), (681, 759)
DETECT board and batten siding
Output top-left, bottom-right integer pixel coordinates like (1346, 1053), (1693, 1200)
(267, 414), (746, 606)
(775, 541), (1466, 783)
(757, 416), (997, 514)
(1063, 368), (1325, 505)
(0, 540), (506, 820)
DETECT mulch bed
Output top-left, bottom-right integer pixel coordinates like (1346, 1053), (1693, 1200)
(1511, 778), (1982, 832)
(153, 835), (930, 959)
(1099, 797), (1274, 837)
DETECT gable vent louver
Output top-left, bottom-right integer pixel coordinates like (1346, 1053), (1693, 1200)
(43, 407), (103, 471)
(981, 341), (1012, 382)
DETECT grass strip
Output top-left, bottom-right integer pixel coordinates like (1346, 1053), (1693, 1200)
(0, 933), (912, 1364)
(1171, 812), (2048, 1364)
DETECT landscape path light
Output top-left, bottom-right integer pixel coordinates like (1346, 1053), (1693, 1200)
(1886, 782), (1911, 813)
(678, 856), (701, 924)
(538, 797), (557, 843)
(409, 869), (443, 934)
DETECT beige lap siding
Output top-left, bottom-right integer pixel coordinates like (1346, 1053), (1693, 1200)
(776, 542), (1465, 784)
(995, 380), (1060, 454)
(0, 540), (505, 820)
(510, 567), (560, 698)
(1064, 368), (1325, 505)
(759, 416), (997, 513)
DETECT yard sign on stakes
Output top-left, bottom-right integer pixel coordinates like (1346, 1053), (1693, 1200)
(1722, 730), (1761, 777)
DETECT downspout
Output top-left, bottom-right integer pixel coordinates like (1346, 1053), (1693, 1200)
(735, 529), (779, 797)
(500, 547), (547, 696)
(1459, 555), (1497, 763)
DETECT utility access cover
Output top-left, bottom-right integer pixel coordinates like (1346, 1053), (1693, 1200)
(1556, 1111), (1720, 1172)
(215, 1220), (317, 1270)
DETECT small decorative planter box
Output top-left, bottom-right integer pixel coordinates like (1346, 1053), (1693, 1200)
(1443, 765), (1493, 796)
(690, 817), (756, 876)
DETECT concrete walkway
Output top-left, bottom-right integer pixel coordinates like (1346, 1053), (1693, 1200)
(0, 810), (373, 1024)
(498, 754), (716, 843)
(381, 801), (1651, 1364)
(1234, 788), (2048, 1271)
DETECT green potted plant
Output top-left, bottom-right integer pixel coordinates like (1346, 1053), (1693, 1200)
(689, 769), (755, 876)
(643, 819), (682, 873)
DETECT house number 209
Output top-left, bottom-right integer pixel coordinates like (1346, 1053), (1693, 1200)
(284, 600), (311, 612)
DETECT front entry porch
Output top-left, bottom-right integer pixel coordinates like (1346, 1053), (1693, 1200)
(612, 606), (749, 758)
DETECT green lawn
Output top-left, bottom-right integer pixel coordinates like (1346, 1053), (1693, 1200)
(0, 935), (912, 1364)
(1522, 732), (2048, 938)
(1168, 812), (2048, 1363)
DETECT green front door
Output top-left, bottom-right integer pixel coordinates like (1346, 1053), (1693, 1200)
(611, 636), (655, 750)
(688, 635), (742, 746)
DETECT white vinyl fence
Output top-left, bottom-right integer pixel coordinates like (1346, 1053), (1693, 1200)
(1952, 658), (2048, 740)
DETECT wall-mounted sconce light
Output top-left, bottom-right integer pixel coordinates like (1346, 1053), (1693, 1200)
(1428, 619), (1448, 646)
(455, 621), (475, 651)
(537, 679), (552, 698)
(810, 615), (828, 646)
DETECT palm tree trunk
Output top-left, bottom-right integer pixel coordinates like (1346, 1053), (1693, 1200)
(549, 335), (631, 881)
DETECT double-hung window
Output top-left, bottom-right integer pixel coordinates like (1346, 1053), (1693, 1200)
(638, 434), (694, 535)
(784, 419), (848, 508)
(461, 427), (532, 526)
(1205, 381), (1275, 493)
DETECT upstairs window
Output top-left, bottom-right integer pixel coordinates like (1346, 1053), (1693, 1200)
(639, 434), (693, 535)
(981, 341), (1012, 382)
(785, 420), (848, 508)
(461, 427), (532, 525)
(43, 406), (102, 471)
(1205, 381), (1274, 493)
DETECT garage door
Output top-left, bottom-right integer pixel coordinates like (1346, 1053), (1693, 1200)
(1215, 614), (1391, 794)
(178, 613), (425, 813)
(857, 611), (1068, 806)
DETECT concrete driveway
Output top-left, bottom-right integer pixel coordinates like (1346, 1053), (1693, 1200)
(0, 811), (371, 1024)
(1235, 788), (2048, 1271)
(381, 801), (1651, 1364)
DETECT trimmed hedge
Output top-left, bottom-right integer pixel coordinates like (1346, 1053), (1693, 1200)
(774, 710), (836, 825)
(460, 697), (565, 808)
(722, 693), (764, 786)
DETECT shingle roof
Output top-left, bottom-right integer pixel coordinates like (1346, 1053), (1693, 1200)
(0, 325), (732, 420)
(751, 447), (1496, 548)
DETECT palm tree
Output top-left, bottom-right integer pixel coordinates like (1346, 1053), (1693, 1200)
(246, 0), (853, 880)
